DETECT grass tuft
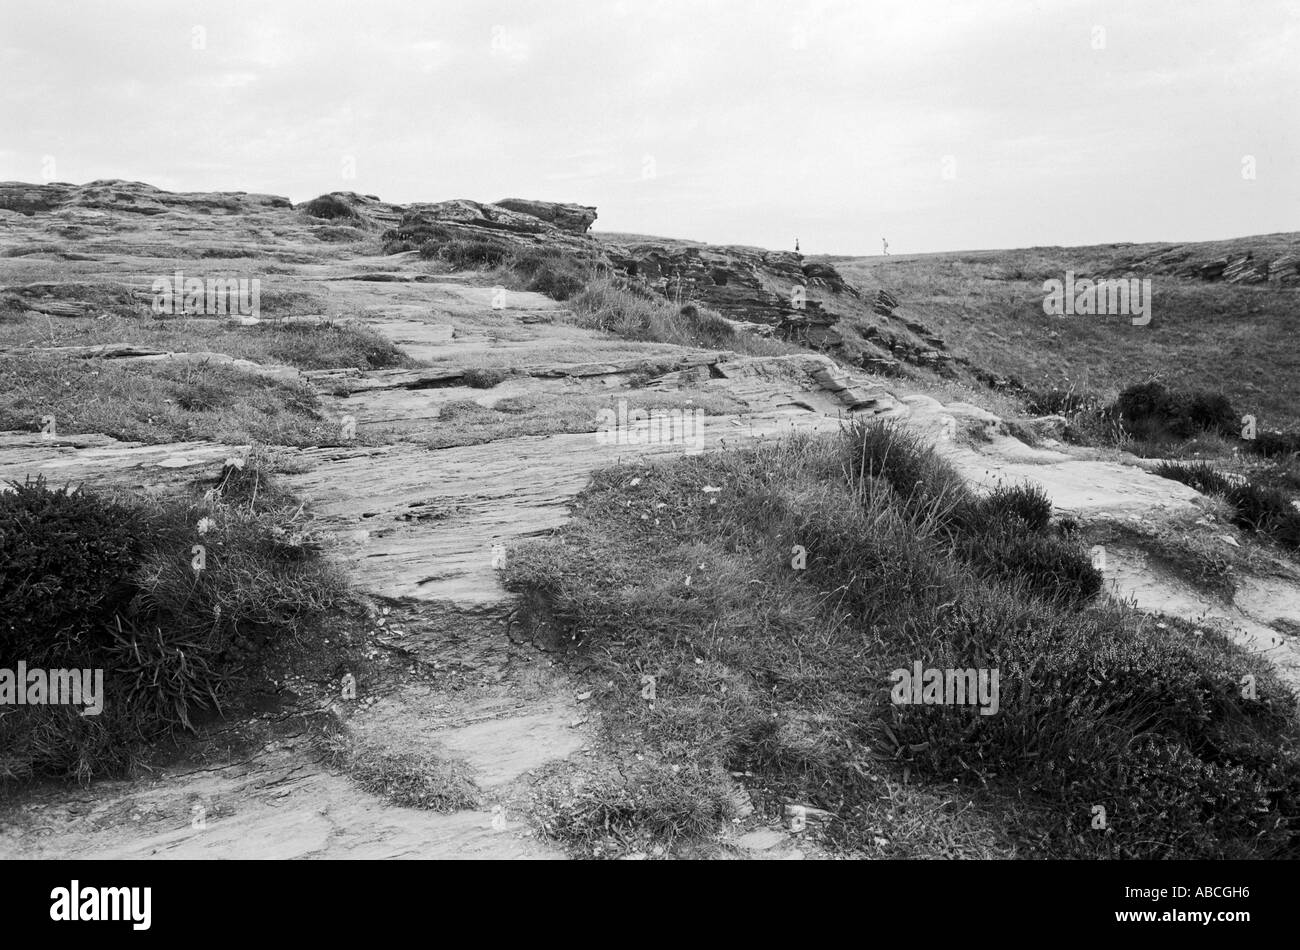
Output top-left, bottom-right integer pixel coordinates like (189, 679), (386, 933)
(323, 735), (480, 811)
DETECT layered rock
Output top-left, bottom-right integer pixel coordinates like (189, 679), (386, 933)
(494, 198), (597, 234)
(1269, 253), (1300, 283)
(1222, 255), (1270, 284)
(601, 241), (857, 347)
(1124, 242), (1300, 286)
(381, 198), (604, 259)
(0, 179), (291, 217)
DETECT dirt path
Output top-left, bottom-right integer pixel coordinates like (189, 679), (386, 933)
(3, 256), (1297, 859)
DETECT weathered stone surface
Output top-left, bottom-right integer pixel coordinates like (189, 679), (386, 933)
(0, 179), (291, 217)
(495, 198), (597, 234)
(0, 345), (303, 383)
(1223, 254), (1270, 284)
(874, 289), (900, 316)
(601, 241), (867, 355)
(1268, 253), (1300, 283)
(0, 433), (240, 492)
(1126, 240), (1300, 286)
(862, 356), (904, 376)
(0, 684), (574, 859)
(1022, 414), (1069, 440)
(383, 199), (603, 256)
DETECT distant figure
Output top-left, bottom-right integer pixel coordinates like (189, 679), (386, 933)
(882, 238), (890, 256)
(795, 238), (801, 254)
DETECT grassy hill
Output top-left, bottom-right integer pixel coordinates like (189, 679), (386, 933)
(824, 233), (1300, 433)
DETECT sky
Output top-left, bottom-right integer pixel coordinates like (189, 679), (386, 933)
(1, 0), (1296, 254)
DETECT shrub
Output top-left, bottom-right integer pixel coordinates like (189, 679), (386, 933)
(0, 470), (345, 782)
(1, 293), (29, 322)
(844, 419), (973, 520)
(678, 303), (735, 347)
(847, 421), (1100, 606)
(381, 237), (418, 254)
(1182, 391), (1239, 437)
(1156, 461), (1300, 551)
(0, 478), (142, 665)
(1154, 460), (1233, 496)
(426, 237), (508, 269)
(1115, 382), (1239, 441)
(302, 194), (358, 220)
(540, 763), (736, 850)
(507, 248), (591, 300)
(461, 367), (510, 389)
(1252, 430), (1300, 459)
(1115, 381), (1171, 430)
(960, 530), (1103, 606)
(1023, 386), (1100, 417)
(976, 482), (1054, 532)
(502, 427), (1300, 858)
(571, 279), (674, 338)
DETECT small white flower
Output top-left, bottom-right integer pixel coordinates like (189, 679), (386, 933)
(196, 517), (216, 535)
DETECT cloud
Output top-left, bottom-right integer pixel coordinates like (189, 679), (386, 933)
(0, 0), (1295, 252)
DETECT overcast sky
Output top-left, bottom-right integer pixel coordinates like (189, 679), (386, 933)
(2, 0), (1296, 254)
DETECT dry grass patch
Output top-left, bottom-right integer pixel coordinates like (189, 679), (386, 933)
(0, 353), (342, 446)
(502, 423), (1300, 858)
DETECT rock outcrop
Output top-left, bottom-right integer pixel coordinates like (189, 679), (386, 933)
(0, 178), (968, 383)
(0, 179), (292, 217)
(601, 241), (855, 347)
(381, 198), (604, 259)
(494, 198), (597, 234)
(1115, 240), (1300, 286)
(296, 191), (407, 228)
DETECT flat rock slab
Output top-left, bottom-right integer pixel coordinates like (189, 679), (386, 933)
(0, 433), (240, 490)
(0, 741), (562, 860)
(284, 406), (845, 606)
(1103, 545), (1300, 692)
(0, 347), (303, 384)
(951, 454), (1203, 519)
